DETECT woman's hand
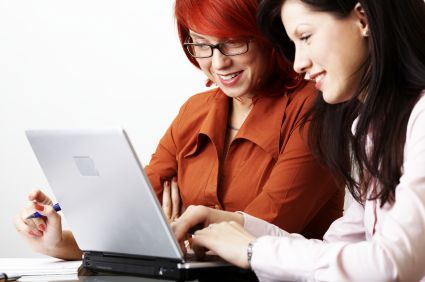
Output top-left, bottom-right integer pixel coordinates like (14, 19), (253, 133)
(192, 221), (255, 269)
(162, 177), (183, 222)
(171, 205), (245, 251)
(14, 190), (62, 251)
(14, 189), (81, 260)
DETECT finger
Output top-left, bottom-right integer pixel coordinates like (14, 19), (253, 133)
(41, 204), (63, 230)
(22, 202), (48, 232)
(192, 232), (208, 259)
(27, 203), (62, 225)
(14, 214), (43, 237)
(162, 181), (172, 221)
(30, 203), (48, 232)
(181, 240), (188, 255)
(170, 221), (188, 254)
(21, 204), (38, 229)
(170, 178), (180, 221)
(192, 243), (207, 259)
(28, 189), (53, 205)
(172, 205), (208, 242)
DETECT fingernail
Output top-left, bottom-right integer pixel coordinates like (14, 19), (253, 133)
(29, 230), (42, 237)
(35, 204), (44, 211)
(172, 176), (177, 182)
(39, 224), (46, 231)
(164, 181), (169, 186)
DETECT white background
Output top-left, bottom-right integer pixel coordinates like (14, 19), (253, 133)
(0, 1), (206, 257)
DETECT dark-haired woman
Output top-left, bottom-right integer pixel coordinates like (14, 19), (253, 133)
(14, 0), (343, 261)
(172, 0), (425, 280)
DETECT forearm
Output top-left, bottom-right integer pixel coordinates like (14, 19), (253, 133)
(251, 236), (398, 281)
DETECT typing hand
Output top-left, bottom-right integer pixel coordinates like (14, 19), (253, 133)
(171, 205), (211, 255)
(171, 205), (246, 257)
(191, 221), (255, 269)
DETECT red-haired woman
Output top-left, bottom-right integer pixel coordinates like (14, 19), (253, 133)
(15, 0), (344, 260)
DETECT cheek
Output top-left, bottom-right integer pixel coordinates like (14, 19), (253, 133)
(241, 45), (266, 71)
(197, 61), (216, 81)
(197, 60), (211, 74)
(244, 56), (267, 78)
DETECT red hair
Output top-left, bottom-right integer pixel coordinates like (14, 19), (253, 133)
(174, 0), (303, 95)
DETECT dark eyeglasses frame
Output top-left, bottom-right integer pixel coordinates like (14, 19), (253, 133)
(183, 38), (252, 59)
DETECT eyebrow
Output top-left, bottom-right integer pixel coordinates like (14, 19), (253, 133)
(293, 24), (310, 37)
(189, 32), (205, 40)
(285, 25), (307, 43)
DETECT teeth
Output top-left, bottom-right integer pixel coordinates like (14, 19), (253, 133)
(315, 73), (325, 83)
(219, 72), (240, 81)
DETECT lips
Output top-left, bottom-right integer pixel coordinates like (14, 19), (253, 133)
(217, 71), (243, 87)
(219, 71), (242, 80)
(307, 71), (326, 90)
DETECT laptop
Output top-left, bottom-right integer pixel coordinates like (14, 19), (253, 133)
(25, 129), (252, 280)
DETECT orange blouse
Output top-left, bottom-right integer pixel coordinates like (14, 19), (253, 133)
(145, 84), (344, 239)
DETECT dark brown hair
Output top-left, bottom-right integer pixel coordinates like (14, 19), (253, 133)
(258, 0), (425, 206)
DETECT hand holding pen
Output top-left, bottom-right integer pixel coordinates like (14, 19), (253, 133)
(25, 203), (61, 219)
(14, 190), (64, 244)
(14, 189), (82, 260)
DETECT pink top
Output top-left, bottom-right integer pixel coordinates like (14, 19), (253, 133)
(244, 93), (425, 281)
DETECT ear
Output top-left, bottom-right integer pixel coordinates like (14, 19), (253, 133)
(353, 2), (369, 37)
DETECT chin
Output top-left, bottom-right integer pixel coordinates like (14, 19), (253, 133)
(322, 91), (352, 105)
(221, 88), (249, 99)
(322, 93), (339, 104)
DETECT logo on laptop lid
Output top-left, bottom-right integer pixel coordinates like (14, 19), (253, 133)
(73, 156), (99, 176)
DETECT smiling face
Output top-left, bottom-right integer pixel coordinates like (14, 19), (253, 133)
(189, 31), (268, 100)
(281, 0), (370, 104)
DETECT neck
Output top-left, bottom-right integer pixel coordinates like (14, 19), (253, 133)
(232, 95), (254, 113)
(229, 95), (254, 131)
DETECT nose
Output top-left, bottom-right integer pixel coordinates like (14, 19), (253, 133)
(293, 48), (311, 74)
(211, 48), (231, 70)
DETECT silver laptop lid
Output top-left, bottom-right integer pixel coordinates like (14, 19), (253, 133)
(26, 128), (183, 260)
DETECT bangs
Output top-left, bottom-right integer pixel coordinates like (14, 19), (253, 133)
(176, 0), (261, 39)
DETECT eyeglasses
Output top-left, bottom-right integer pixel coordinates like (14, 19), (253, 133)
(184, 38), (251, 58)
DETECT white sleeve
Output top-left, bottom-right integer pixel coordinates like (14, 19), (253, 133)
(249, 97), (425, 282)
(243, 212), (291, 237)
(242, 199), (366, 242)
(322, 200), (366, 243)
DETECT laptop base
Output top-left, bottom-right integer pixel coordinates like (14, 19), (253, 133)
(82, 251), (258, 281)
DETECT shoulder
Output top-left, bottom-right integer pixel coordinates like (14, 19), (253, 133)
(284, 82), (317, 115)
(174, 88), (221, 120)
(409, 91), (425, 120)
(406, 92), (425, 143)
(172, 87), (223, 128)
(183, 88), (221, 108)
(287, 82), (317, 107)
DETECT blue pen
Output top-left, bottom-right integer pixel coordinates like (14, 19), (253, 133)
(25, 203), (61, 219)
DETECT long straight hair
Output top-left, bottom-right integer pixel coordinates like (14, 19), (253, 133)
(258, 0), (425, 206)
